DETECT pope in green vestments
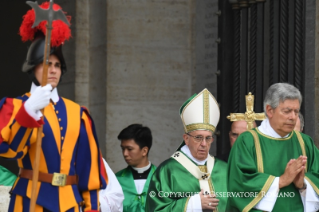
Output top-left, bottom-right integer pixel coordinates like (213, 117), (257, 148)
(146, 146), (228, 212)
(228, 83), (319, 212)
(146, 88), (228, 212)
(116, 164), (156, 212)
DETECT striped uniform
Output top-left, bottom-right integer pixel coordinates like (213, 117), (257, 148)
(0, 94), (107, 212)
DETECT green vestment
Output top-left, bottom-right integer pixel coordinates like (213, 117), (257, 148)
(116, 164), (156, 212)
(228, 129), (319, 212)
(0, 165), (16, 186)
(145, 151), (228, 212)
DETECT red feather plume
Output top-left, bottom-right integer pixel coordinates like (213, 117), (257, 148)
(19, 2), (71, 47)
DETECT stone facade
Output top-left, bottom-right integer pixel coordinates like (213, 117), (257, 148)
(70, 0), (219, 172)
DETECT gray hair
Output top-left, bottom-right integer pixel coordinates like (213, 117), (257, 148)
(263, 83), (302, 117)
(299, 112), (304, 131)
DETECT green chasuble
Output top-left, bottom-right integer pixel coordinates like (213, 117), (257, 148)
(0, 165), (16, 186)
(145, 151), (228, 212)
(116, 164), (156, 212)
(228, 129), (319, 212)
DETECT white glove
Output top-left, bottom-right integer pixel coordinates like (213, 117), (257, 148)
(24, 84), (52, 118)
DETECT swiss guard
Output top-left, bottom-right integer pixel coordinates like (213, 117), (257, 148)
(145, 88), (228, 212)
(0, 2), (107, 211)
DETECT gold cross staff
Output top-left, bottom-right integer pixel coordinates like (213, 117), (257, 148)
(227, 92), (266, 130)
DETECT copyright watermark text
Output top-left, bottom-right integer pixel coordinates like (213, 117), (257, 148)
(148, 191), (295, 198)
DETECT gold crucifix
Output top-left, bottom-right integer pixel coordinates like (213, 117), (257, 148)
(227, 92), (266, 130)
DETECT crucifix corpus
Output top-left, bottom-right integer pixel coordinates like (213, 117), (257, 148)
(227, 92), (266, 130)
(26, 1), (70, 211)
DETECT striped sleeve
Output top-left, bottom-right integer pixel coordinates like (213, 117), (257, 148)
(76, 108), (107, 211)
(0, 98), (43, 159)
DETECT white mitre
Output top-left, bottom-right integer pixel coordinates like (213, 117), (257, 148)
(180, 88), (220, 133)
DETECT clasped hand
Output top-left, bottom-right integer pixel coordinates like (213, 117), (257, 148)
(279, 156), (307, 189)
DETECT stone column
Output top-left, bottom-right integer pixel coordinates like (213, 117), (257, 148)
(106, 0), (219, 172)
(75, 0), (107, 155)
(53, 0), (76, 100)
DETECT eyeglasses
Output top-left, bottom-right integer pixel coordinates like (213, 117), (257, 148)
(187, 133), (213, 144)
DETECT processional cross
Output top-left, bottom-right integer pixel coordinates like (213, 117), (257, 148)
(26, 1), (70, 211)
(227, 92), (266, 130)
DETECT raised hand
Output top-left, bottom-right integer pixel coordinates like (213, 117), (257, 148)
(25, 84), (52, 112)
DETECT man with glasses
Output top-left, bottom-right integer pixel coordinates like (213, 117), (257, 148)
(228, 83), (319, 212)
(146, 88), (228, 212)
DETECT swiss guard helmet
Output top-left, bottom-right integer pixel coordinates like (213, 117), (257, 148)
(19, 2), (71, 85)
